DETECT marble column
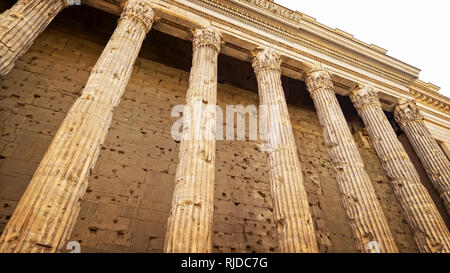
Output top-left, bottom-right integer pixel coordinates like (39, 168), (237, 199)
(395, 99), (450, 215)
(0, 0), (154, 253)
(0, 0), (69, 76)
(164, 28), (222, 253)
(252, 48), (318, 253)
(305, 65), (398, 253)
(351, 86), (450, 253)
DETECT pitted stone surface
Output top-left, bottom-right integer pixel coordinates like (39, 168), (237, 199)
(305, 66), (398, 253)
(0, 5), (425, 253)
(164, 28), (222, 253)
(0, 1), (154, 252)
(352, 86), (450, 253)
(252, 48), (318, 253)
(0, 0), (68, 76)
(395, 99), (450, 215)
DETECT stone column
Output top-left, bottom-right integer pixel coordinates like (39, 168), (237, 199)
(351, 86), (450, 253)
(0, 0), (69, 76)
(394, 99), (450, 215)
(0, 0), (154, 253)
(164, 28), (222, 253)
(252, 48), (318, 253)
(305, 65), (398, 253)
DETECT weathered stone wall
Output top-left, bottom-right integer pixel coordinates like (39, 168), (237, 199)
(0, 28), (94, 239)
(287, 86), (418, 253)
(1, 4), (444, 253)
(398, 134), (450, 226)
(337, 98), (419, 252)
(213, 84), (278, 253)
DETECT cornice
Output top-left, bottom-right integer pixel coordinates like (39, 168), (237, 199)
(231, 0), (420, 77)
(193, 0), (415, 85)
(86, 0), (419, 85)
(409, 79), (449, 112)
(81, 0), (449, 135)
(171, 0), (450, 114)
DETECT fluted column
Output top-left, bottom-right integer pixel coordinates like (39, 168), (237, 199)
(395, 99), (450, 215)
(305, 65), (398, 253)
(252, 48), (318, 253)
(0, 0), (69, 76)
(351, 86), (450, 253)
(0, 0), (154, 253)
(164, 28), (222, 253)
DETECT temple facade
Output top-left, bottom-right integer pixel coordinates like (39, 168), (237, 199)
(0, 0), (449, 253)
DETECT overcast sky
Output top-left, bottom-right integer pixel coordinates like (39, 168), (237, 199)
(276, 0), (450, 98)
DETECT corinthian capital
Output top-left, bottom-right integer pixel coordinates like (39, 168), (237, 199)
(350, 85), (381, 111)
(192, 28), (223, 52)
(120, 0), (155, 32)
(304, 63), (333, 94)
(394, 99), (424, 125)
(62, 0), (74, 7)
(252, 47), (282, 74)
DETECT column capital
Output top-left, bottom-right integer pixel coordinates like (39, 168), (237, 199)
(304, 63), (333, 95)
(252, 47), (318, 252)
(350, 85), (381, 111)
(192, 28), (223, 52)
(394, 99), (424, 125)
(120, 0), (155, 32)
(251, 47), (282, 74)
(165, 25), (220, 253)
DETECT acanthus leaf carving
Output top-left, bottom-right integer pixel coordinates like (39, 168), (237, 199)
(304, 64), (334, 95)
(192, 27), (223, 52)
(394, 99), (424, 125)
(350, 85), (381, 111)
(120, 0), (155, 32)
(252, 47), (281, 74)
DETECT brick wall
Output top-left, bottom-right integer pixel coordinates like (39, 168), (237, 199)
(0, 4), (430, 253)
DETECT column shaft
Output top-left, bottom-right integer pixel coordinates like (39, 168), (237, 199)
(351, 87), (450, 253)
(0, 0), (154, 253)
(0, 0), (67, 76)
(395, 99), (450, 214)
(253, 48), (318, 253)
(305, 66), (398, 253)
(164, 28), (222, 253)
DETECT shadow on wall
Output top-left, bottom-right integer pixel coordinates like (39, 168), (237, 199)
(398, 134), (450, 228)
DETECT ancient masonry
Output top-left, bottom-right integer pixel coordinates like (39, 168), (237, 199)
(164, 27), (222, 253)
(252, 48), (317, 253)
(305, 66), (398, 253)
(0, 0), (449, 253)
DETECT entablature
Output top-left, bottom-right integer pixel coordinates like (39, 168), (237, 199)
(81, 0), (450, 141)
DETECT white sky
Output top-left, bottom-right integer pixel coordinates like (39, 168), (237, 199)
(276, 0), (450, 98)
